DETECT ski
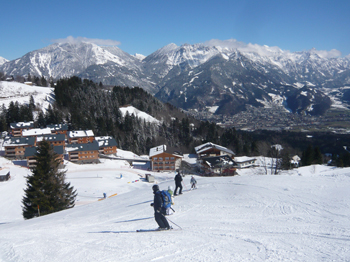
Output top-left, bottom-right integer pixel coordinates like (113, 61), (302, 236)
(136, 227), (179, 232)
(136, 229), (162, 232)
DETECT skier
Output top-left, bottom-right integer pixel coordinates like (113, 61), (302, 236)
(190, 176), (197, 190)
(167, 186), (175, 204)
(150, 184), (171, 230)
(166, 186), (175, 215)
(174, 171), (183, 196)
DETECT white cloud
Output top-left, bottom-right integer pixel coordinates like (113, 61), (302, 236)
(309, 48), (342, 58)
(51, 36), (121, 46)
(204, 38), (283, 57)
(204, 39), (247, 49)
(204, 38), (343, 58)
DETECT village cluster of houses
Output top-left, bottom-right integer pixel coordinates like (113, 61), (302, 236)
(1, 121), (258, 175)
(149, 142), (257, 176)
(2, 121), (118, 168)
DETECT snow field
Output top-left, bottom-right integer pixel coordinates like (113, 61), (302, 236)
(0, 157), (350, 261)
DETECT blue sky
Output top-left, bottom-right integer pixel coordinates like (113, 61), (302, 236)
(1, 0), (350, 60)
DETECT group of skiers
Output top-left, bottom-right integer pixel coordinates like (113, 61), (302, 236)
(151, 171), (197, 230)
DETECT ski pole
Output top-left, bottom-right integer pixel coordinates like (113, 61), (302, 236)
(182, 181), (188, 191)
(170, 207), (175, 212)
(163, 214), (182, 230)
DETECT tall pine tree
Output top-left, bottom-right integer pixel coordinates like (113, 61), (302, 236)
(22, 141), (77, 219)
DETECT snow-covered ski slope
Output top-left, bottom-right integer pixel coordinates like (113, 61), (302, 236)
(0, 81), (54, 111)
(1, 156), (350, 261)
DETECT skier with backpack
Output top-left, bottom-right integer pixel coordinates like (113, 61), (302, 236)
(150, 184), (172, 230)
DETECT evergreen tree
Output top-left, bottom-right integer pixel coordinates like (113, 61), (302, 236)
(22, 141), (77, 219)
(301, 144), (314, 166)
(313, 147), (323, 164)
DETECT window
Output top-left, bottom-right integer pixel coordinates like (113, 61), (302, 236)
(154, 157), (157, 160)
(170, 157), (175, 160)
(165, 157), (169, 160)
(159, 157), (163, 160)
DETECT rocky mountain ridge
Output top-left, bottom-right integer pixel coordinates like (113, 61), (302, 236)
(1, 41), (350, 117)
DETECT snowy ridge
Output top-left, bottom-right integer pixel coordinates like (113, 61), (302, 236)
(2, 40), (350, 116)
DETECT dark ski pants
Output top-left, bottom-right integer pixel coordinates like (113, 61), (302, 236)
(174, 184), (182, 195)
(155, 211), (170, 229)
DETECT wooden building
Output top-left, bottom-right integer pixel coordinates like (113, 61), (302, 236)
(3, 137), (36, 159)
(195, 142), (235, 159)
(149, 145), (182, 171)
(37, 134), (66, 148)
(0, 168), (10, 182)
(47, 124), (68, 138)
(10, 121), (34, 137)
(197, 155), (237, 176)
(68, 130), (95, 144)
(95, 136), (118, 155)
(234, 156), (257, 169)
(65, 141), (99, 164)
(24, 146), (64, 168)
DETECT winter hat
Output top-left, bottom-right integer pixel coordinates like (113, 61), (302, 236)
(152, 184), (159, 193)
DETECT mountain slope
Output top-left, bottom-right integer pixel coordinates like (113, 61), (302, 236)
(1, 155), (350, 261)
(0, 81), (54, 111)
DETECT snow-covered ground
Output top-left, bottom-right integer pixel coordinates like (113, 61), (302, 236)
(119, 105), (161, 124)
(1, 156), (350, 261)
(0, 81), (54, 112)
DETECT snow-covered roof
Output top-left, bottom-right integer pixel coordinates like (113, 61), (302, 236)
(46, 124), (68, 131)
(95, 136), (118, 147)
(234, 156), (257, 163)
(10, 121), (34, 129)
(202, 155), (235, 168)
(292, 155), (301, 161)
(149, 145), (166, 157)
(68, 130), (94, 138)
(195, 142), (235, 155)
(3, 137), (36, 147)
(22, 128), (52, 137)
(65, 141), (99, 153)
(25, 145), (64, 157)
(36, 134), (65, 142)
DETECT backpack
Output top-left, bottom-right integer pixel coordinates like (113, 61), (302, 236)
(160, 190), (172, 209)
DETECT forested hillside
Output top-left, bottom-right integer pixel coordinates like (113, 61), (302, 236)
(0, 77), (258, 156)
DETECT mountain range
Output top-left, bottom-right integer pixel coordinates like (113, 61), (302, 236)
(1, 41), (350, 116)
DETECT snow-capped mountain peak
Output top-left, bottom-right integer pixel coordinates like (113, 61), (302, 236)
(0, 56), (8, 66)
(2, 39), (350, 117)
(133, 53), (146, 61)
